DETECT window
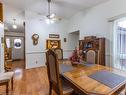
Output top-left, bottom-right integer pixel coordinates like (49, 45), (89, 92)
(6, 38), (10, 48)
(113, 19), (126, 70)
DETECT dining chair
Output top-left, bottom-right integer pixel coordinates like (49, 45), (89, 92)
(46, 49), (73, 95)
(86, 50), (98, 64)
(54, 48), (63, 60)
(4, 60), (13, 72)
(0, 71), (14, 94)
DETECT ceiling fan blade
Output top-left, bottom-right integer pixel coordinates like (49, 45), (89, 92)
(48, 0), (51, 3)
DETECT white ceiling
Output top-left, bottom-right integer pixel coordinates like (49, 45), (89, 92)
(2, 0), (110, 32)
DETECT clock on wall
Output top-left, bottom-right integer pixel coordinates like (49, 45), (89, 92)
(32, 34), (39, 45)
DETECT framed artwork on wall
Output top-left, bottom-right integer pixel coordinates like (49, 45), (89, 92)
(46, 40), (61, 49)
(64, 38), (67, 42)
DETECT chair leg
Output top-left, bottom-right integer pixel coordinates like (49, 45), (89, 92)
(11, 77), (13, 90)
(124, 84), (126, 95)
(49, 83), (52, 95)
(6, 82), (9, 95)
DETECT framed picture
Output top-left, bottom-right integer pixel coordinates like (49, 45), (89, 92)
(49, 34), (60, 38)
(64, 38), (67, 42)
(46, 40), (61, 49)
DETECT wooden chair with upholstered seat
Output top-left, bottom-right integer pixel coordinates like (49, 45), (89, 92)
(4, 60), (13, 72)
(46, 49), (73, 95)
(86, 49), (99, 64)
(54, 48), (63, 60)
(0, 71), (14, 94)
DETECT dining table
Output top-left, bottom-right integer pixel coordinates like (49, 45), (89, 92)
(59, 60), (126, 95)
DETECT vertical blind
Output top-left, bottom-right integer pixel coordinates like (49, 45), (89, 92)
(116, 26), (126, 70)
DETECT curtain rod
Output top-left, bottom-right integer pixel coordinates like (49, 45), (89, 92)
(108, 13), (126, 22)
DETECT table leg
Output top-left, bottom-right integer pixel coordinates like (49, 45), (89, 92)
(11, 77), (13, 90)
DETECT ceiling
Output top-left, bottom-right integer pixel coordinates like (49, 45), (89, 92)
(2, 0), (110, 32)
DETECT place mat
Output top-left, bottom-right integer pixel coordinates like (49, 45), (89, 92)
(89, 70), (126, 88)
(80, 62), (95, 67)
(59, 64), (74, 74)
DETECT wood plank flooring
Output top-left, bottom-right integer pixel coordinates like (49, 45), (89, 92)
(0, 67), (52, 95)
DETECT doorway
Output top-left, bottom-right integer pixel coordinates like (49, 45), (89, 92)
(69, 30), (80, 49)
(4, 32), (25, 71)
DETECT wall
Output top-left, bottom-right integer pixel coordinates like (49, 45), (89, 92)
(25, 11), (77, 69)
(68, 0), (126, 66)
(0, 23), (4, 73)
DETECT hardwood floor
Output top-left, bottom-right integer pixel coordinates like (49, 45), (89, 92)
(12, 60), (25, 70)
(0, 67), (52, 95)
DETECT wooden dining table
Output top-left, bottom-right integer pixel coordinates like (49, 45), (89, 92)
(59, 60), (126, 95)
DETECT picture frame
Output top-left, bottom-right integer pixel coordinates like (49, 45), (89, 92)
(46, 39), (61, 49)
(49, 34), (60, 38)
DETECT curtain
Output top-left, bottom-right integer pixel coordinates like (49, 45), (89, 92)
(115, 26), (126, 70)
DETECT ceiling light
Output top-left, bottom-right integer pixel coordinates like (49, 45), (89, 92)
(12, 19), (17, 29)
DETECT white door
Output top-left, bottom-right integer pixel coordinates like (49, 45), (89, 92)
(12, 37), (24, 60)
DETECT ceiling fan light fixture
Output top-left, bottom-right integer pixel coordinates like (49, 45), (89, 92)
(45, 18), (54, 24)
(50, 13), (56, 18)
(50, 20), (54, 24)
(12, 24), (17, 29)
(44, 0), (61, 24)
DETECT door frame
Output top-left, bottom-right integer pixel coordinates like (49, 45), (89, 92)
(4, 35), (26, 69)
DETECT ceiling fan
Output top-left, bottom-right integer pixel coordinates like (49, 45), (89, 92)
(40, 0), (61, 24)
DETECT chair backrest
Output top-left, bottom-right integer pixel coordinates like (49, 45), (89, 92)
(46, 49), (63, 95)
(86, 50), (98, 64)
(54, 48), (63, 60)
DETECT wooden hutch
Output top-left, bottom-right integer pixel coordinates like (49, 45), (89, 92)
(79, 36), (105, 66)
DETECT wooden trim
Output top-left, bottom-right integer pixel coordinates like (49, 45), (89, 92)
(26, 50), (73, 55)
(0, 3), (3, 22)
(24, 24), (26, 69)
(5, 31), (25, 33)
(5, 35), (25, 37)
